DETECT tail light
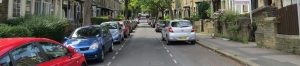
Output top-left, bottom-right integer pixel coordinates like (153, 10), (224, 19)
(168, 27), (174, 32)
(191, 27), (196, 32)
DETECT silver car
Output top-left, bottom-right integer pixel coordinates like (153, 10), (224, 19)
(161, 20), (196, 45)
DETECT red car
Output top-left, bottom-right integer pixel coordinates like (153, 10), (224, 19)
(0, 38), (87, 66)
(119, 21), (131, 38)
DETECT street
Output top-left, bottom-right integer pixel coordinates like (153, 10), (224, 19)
(88, 22), (243, 66)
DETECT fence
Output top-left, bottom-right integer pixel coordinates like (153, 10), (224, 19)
(277, 4), (299, 35)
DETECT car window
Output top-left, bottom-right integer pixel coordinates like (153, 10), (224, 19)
(106, 23), (118, 29)
(11, 43), (48, 66)
(0, 54), (12, 66)
(73, 26), (101, 38)
(39, 42), (68, 60)
(171, 21), (192, 27)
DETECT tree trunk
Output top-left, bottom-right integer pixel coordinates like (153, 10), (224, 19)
(82, 0), (91, 26)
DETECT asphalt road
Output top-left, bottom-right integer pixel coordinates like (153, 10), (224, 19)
(88, 22), (243, 66)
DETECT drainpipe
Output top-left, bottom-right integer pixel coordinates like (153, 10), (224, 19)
(298, 0), (300, 35)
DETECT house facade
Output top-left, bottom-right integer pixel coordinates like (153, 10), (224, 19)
(0, 0), (64, 21)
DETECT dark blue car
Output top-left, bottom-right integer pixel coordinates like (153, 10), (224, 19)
(64, 25), (113, 62)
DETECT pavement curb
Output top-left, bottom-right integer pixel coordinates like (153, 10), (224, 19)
(196, 40), (261, 66)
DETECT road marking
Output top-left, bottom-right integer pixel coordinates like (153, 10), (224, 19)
(121, 45), (124, 48)
(112, 56), (116, 60)
(172, 59), (178, 64)
(119, 48), (122, 51)
(115, 52), (119, 55)
(107, 62), (112, 66)
(169, 54), (174, 57)
(166, 50), (170, 53)
(164, 47), (167, 49)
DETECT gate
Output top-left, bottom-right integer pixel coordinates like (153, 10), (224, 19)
(277, 4), (299, 35)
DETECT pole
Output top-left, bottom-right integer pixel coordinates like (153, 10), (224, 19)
(249, 0), (253, 24)
(297, 0), (300, 36)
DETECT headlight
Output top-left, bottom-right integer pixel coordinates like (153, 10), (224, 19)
(89, 43), (99, 50)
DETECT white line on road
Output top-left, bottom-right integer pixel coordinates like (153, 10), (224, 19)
(172, 59), (178, 64)
(121, 45), (124, 48)
(119, 48), (122, 51)
(112, 56), (116, 60)
(107, 62), (112, 66)
(115, 52), (119, 55)
(169, 54), (174, 57)
(166, 50), (170, 53)
(164, 47), (167, 49)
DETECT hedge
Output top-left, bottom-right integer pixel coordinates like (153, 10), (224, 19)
(0, 15), (70, 42)
(0, 26), (31, 38)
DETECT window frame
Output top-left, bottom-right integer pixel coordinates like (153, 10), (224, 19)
(0, 53), (13, 66)
(8, 42), (49, 66)
(37, 42), (70, 61)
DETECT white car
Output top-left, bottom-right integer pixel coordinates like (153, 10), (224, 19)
(161, 20), (196, 45)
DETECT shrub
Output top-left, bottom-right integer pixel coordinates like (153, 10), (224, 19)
(20, 15), (70, 42)
(115, 15), (125, 21)
(0, 26), (31, 38)
(91, 16), (110, 25)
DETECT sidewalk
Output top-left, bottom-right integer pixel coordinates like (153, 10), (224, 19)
(196, 34), (300, 66)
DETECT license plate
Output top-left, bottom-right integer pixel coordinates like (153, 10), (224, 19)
(179, 36), (188, 40)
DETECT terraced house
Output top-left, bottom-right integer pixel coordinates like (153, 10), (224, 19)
(0, 0), (122, 25)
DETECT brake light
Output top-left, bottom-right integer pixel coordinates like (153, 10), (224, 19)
(168, 27), (174, 32)
(192, 27), (196, 32)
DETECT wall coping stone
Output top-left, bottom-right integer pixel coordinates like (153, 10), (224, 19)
(276, 34), (300, 39)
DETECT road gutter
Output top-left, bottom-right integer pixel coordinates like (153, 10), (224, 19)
(196, 40), (260, 66)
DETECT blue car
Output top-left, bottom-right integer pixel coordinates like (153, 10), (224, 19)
(102, 22), (124, 44)
(64, 25), (113, 62)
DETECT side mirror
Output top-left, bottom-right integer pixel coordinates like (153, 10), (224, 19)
(67, 46), (76, 55)
(64, 37), (70, 40)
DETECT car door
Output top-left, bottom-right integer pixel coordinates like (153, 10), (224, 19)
(10, 43), (49, 66)
(37, 42), (78, 66)
(104, 27), (113, 50)
(101, 26), (110, 51)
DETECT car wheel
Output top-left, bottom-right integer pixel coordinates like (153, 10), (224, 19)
(81, 62), (87, 66)
(161, 35), (165, 41)
(97, 49), (105, 62)
(190, 41), (196, 45)
(166, 39), (171, 45)
(109, 43), (114, 52)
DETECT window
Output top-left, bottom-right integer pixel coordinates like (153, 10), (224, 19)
(11, 43), (48, 66)
(35, 0), (42, 15)
(26, 0), (32, 15)
(39, 42), (68, 60)
(171, 21), (192, 27)
(13, 0), (21, 17)
(0, 54), (12, 66)
(243, 4), (248, 12)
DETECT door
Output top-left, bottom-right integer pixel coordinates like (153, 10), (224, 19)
(37, 42), (78, 66)
(101, 26), (110, 51)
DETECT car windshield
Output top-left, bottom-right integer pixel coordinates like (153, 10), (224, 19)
(171, 21), (192, 27)
(106, 23), (118, 29)
(71, 26), (100, 38)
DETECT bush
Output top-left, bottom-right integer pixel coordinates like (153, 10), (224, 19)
(91, 16), (110, 25)
(20, 15), (70, 42)
(0, 26), (31, 38)
(115, 15), (125, 21)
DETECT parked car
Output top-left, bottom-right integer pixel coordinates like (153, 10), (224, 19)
(102, 21), (124, 43)
(0, 38), (86, 66)
(155, 20), (166, 32)
(148, 17), (155, 25)
(64, 25), (113, 62)
(150, 18), (158, 28)
(131, 20), (138, 30)
(119, 21), (131, 38)
(161, 20), (196, 45)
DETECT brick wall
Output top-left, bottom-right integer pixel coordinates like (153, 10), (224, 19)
(0, 0), (8, 22)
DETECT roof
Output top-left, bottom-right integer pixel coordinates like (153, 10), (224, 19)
(0, 38), (61, 56)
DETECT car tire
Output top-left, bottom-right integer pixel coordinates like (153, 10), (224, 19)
(190, 41), (196, 45)
(81, 62), (87, 66)
(97, 49), (105, 62)
(161, 35), (165, 41)
(109, 43), (114, 52)
(166, 39), (171, 45)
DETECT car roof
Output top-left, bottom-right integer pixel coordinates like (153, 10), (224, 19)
(0, 38), (61, 56)
(170, 20), (190, 22)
